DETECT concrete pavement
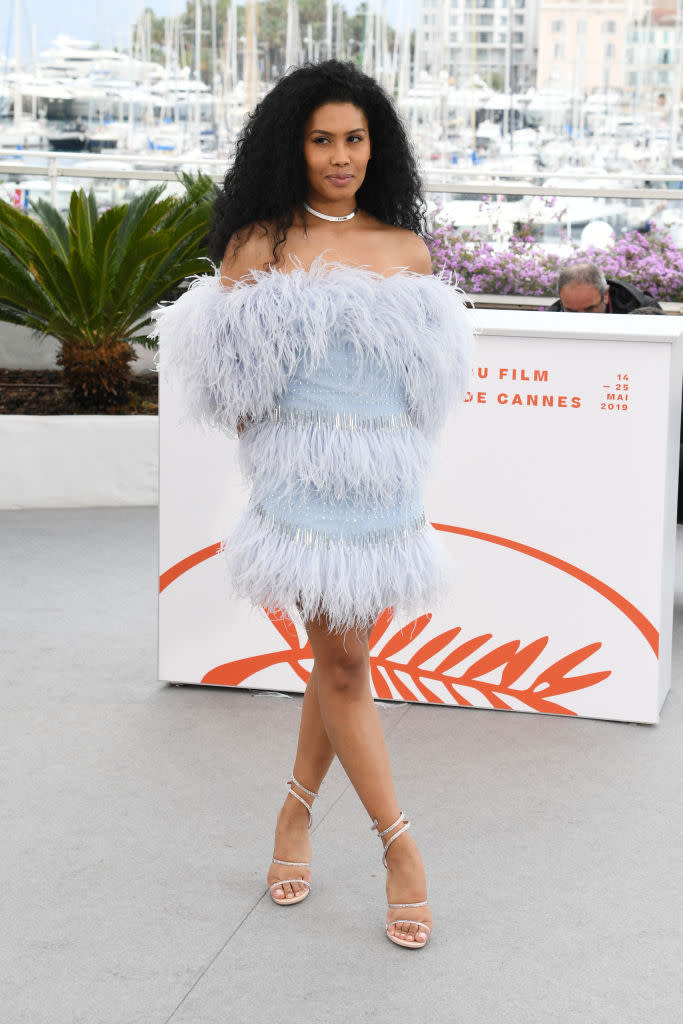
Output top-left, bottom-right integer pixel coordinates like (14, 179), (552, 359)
(2, 507), (681, 1024)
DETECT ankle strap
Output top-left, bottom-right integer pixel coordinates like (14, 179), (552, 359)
(289, 775), (318, 800)
(371, 811), (411, 868)
(286, 775), (318, 828)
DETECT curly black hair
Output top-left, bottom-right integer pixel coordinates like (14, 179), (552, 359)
(208, 60), (425, 264)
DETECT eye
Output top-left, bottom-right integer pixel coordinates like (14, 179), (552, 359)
(348, 135), (364, 143)
(312, 137), (330, 144)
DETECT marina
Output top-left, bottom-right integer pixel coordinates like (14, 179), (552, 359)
(1, 2), (683, 262)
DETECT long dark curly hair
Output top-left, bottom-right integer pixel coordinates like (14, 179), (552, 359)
(208, 60), (425, 264)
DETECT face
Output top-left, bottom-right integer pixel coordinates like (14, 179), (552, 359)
(559, 282), (608, 313)
(303, 102), (371, 209)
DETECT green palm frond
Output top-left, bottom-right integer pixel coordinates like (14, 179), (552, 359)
(0, 176), (215, 352)
(31, 198), (69, 261)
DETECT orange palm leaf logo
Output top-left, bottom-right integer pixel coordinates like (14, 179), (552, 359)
(202, 607), (611, 716)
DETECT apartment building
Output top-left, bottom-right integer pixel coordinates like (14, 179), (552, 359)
(416, 0), (539, 91)
(535, 0), (636, 94)
(625, 9), (683, 112)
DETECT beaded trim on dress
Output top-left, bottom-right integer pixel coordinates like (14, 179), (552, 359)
(266, 406), (414, 432)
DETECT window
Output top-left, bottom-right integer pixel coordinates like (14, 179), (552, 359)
(478, 14), (494, 26)
(515, 14), (524, 25)
(603, 20), (616, 34)
(659, 49), (670, 65)
(513, 32), (523, 43)
(658, 70), (670, 84)
(577, 19), (586, 35)
(551, 19), (563, 32)
(604, 43), (615, 60)
(554, 42), (565, 59)
(478, 31), (492, 42)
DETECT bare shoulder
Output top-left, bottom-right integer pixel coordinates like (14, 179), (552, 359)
(219, 223), (274, 285)
(382, 225), (432, 275)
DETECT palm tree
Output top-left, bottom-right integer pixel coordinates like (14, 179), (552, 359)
(0, 174), (215, 411)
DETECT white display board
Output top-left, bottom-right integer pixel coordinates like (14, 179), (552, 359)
(159, 310), (683, 723)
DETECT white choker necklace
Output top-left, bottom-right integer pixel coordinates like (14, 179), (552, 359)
(304, 202), (357, 222)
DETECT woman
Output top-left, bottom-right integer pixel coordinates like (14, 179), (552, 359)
(155, 61), (473, 949)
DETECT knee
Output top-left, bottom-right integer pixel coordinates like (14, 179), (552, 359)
(318, 644), (369, 699)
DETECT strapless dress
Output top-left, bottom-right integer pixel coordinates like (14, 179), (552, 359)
(153, 259), (474, 632)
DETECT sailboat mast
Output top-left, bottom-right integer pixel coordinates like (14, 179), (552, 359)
(194, 0), (202, 137)
(246, 0), (258, 109)
(669, 0), (683, 166)
(326, 0), (333, 60)
(13, 0), (22, 128)
(210, 0), (217, 140)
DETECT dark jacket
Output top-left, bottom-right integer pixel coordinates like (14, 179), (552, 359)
(548, 278), (662, 313)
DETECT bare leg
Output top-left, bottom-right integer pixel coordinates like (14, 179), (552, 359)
(267, 664), (336, 902)
(305, 618), (432, 945)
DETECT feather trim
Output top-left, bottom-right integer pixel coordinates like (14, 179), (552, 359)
(239, 417), (432, 503)
(224, 504), (448, 634)
(151, 260), (474, 436)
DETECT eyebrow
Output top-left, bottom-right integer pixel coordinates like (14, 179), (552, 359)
(308, 128), (367, 136)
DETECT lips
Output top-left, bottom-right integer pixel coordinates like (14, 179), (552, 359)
(327, 174), (353, 184)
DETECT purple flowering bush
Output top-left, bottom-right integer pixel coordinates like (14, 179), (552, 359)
(428, 225), (683, 301)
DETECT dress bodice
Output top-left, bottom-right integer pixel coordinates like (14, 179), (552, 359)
(275, 336), (410, 428)
(153, 259), (475, 632)
(152, 259), (474, 439)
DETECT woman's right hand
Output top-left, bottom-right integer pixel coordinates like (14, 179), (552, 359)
(236, 415), (253, 437)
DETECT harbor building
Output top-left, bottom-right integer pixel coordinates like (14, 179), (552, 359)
(416, 0), (540, 92)
(625, 9), (683, 117)
(536, 0), (640, 94)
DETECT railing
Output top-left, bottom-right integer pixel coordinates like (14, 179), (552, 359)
(2, 151), (682, 312)
(2, 150), (683, 205)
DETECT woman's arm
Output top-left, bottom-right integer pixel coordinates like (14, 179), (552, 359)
(220, 225), (273, 287)
(219, 227), (274, 435)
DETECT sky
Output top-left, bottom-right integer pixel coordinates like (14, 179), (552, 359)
(7, 0), (418, 62)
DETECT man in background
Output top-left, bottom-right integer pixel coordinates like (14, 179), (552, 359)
(549, 262), (661, 313)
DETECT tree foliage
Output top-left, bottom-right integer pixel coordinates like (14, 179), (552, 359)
(0, 176), (215, 409)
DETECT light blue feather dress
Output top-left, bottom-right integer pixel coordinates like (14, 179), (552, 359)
(153, 259), (474, 632)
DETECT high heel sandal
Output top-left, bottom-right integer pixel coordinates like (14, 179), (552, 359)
(372, 811), (432, 949)
(268, 775), (318, 906)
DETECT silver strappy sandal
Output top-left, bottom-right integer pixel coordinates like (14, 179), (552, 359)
(372, 811), (432, 949)
(268, 775), (318, 906)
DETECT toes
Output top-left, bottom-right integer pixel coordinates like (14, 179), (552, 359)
(387, 919), (430, 944)
(270, 875), (310, 902)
